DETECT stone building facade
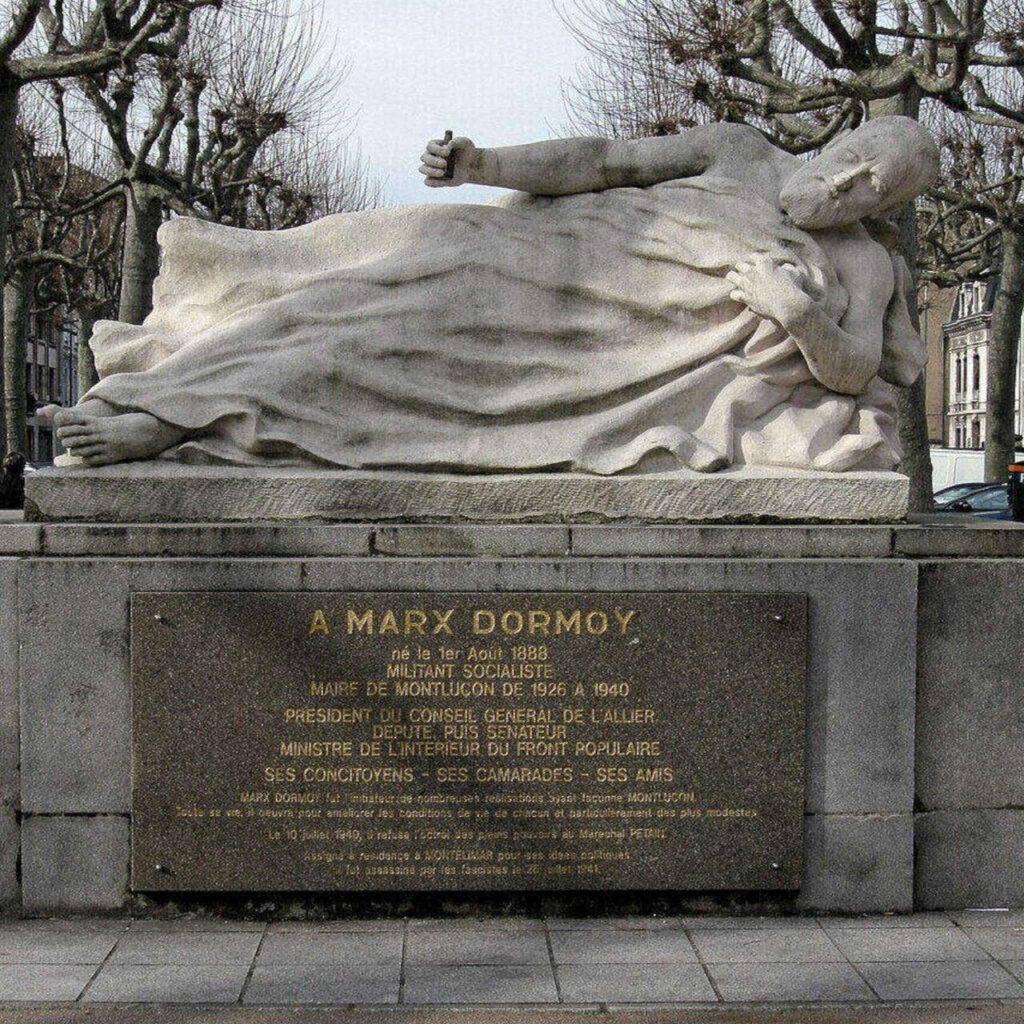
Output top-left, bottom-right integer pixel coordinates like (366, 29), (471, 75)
(24, 310), (79, 463)
(944, 279), (1024, 450)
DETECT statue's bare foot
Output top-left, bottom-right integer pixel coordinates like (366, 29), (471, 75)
(55, 411), (186, 465)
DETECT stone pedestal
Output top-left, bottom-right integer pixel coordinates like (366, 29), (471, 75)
(2, 518), (1022, 915)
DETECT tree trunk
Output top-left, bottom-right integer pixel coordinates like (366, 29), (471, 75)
(984, 226), (1024, 482)
(76, 308), (99, 399)
(118, 183), (163, 325)
(3, 264), (34, 456)
(868, 91), (934, 511)
(0, 78), (19, 455)
(893, 201), (934, 511)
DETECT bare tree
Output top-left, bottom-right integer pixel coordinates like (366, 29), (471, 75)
(922, 117), (1024, 479)
(75, 0), (374, 324)
(561, 0), (1024, 507)
(224, 125), (381, 231)
(3, 80), (120, 451)
(0, 0), (224, 451)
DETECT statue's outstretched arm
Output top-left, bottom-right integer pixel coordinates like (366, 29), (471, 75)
(420, 125), (755, 196)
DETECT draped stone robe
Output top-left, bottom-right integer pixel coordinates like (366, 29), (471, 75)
(84, 173), (915, 474)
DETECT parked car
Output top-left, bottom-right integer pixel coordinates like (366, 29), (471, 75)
(944, 483), (1011, 520)
(933, 481), (989, 507)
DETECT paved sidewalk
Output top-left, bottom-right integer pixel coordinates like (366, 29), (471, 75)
(1, 912), (1024, 1012)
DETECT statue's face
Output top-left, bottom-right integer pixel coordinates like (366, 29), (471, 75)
(779, 134), (887, 229)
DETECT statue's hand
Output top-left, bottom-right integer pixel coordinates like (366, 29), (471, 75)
(420, 136), (477, 187)
(726, 255), (815, 327)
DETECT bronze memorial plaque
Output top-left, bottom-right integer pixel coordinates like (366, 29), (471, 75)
(131, 591), (807, 892)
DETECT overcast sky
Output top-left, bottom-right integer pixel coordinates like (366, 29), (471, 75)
(323, 0), (587, 206)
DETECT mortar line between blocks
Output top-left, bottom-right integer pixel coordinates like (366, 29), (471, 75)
(75, 919), (131, 1002)
(544, 920), (563, 1003)
(684, 927), (722, 1002)
(398, 917), (408, 1004)
(237, 922), (268, 1004)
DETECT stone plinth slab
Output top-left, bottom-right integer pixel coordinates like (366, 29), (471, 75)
(25, 464), (909, 523)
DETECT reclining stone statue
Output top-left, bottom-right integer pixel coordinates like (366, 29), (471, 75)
(43, 115), (938, 475)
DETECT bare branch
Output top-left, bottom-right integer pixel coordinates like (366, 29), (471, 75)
(0, 0), (44, 64)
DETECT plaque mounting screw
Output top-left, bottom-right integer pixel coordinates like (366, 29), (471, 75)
(155, 863), (170, 874)
(772, 862), (780, 869)
(154, 614), (164, 622)
(772, 614), (784, 623)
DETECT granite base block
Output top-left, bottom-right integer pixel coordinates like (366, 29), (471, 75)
(0, 807), (19, 911)
(0, 561), (19, 816)
(915, 810), (1024, 910)
(25, 464), (910, 523)
(917, 561), (1024, 809)
(21, 815), (129, 913)
(19, 559), (305, 816)
(796, 814), (913, 913)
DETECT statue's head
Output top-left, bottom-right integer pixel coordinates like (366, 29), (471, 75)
(779, 116), (939, 229)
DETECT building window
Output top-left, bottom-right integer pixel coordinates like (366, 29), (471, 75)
(972, 351), (981, 397)
(971, 419), (981, 448)
(38, 429), (53, 463)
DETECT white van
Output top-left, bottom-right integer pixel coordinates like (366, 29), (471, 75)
(930, 447), (1024, 491)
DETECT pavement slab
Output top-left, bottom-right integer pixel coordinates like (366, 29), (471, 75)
(557, 963), (716, 1002)
(0, 929), (120, 965)
(707, 962), (877, 1002)
(0, 964), (96, 1001)
(690, 928), (843, 964)
(406, 927), (550, 965)
(826, 927), (989, 962)
(960, 928), (1024, 960)
(109, 931), (262, 965)
(256, 931), (403, 966)
(128, 920), (266, 933)
(84, 964), (250, 1003)
(267, 919), (404, 933)
(551, 928), (699, 964)
(546, 916), (822, 930)
(949, 909), (1024, 928)
(855, 960), (1024, 1000)
(409, 917), (545, 931)
(819, 913), (953, 929)
(403, 965), (560, 1004)
(1002, 959), (1024, 983)
(243, 964), (400, 1004)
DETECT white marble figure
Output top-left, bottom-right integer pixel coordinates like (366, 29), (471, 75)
(43, 116), (938, 474)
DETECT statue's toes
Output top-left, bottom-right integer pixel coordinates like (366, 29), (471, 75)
(53, 408), (92, 429)
(56, 426), (99, 447)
